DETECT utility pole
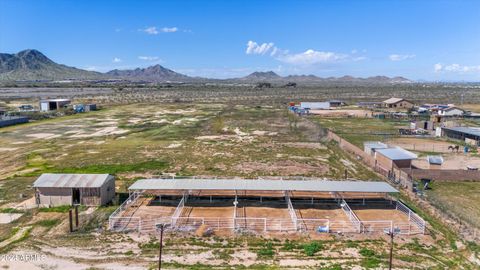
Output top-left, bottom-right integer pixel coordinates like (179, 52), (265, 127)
(156, 223), (168, 270)
(389, 230), (394, 270)
(387, 227), (400, 270)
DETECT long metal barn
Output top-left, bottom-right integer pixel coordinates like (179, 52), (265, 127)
(109, 178), (426, 235)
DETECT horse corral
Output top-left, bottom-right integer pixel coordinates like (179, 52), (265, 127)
(109, 178), (425, 236)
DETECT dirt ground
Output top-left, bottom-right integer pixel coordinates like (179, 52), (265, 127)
(126, 197), (176, 220)
(386, 137), (456, 153)
(236, 201), (290, 219)
(309, 109), (373, 118)
(413, 153), (480, 170)
(181, 205), (235, 218)
(352, 208), (409, 223)
(294, 204), (349, 221)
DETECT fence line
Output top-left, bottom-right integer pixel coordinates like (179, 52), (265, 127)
(285, 191), (298, 230)
(339, 199), (362, 233)
(108, 191), (142, 230)
(396, 201), (426, 234)
(171, 192), (188, 227)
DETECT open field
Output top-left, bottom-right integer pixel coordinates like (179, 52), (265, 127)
(0, 103), (378, 183)
(314, 117), (408, 147)
(2, 85), (480, 105)
(426, 182), (480, 230)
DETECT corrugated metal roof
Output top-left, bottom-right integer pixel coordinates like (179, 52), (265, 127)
(33, 174), (112, 188)
(376, 147), (417, 160)
(129, 179), (398, 193)
(443, 127), (480, 137)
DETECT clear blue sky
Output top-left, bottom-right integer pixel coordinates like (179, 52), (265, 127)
(1, 0), (479, 81)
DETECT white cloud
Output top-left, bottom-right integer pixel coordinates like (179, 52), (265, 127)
(435, 63), (480, 73)
(161, 27), (178, 33)
(112, 57), (122, 63)
(139, 26), (178, 35)
(246, 40), (365, 66)
(246, 41), (275, 55)
(140, 26), (159, 35)
(353, 56), (367, 61)
(389, 54), (416, 61)
(138, 56), (161, 61)
(277, 49), (348, 65)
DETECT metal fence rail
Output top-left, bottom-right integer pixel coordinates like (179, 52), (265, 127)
(108, 191), (142, 230)
(340, 199), (362, 233)
(285, 191), (298, 230)
(396, 201), (426, 234)
(171, 192), (188, 227)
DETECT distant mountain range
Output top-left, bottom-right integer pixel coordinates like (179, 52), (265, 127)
(0, 49), (413, 84)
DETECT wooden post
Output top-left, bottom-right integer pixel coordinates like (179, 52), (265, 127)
(158, 224), (165, 270)
(388, 231), (394, 270)
(75, 205), (79, 227)
(68, 209), (73, 233)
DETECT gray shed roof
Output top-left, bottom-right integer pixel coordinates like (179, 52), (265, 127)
(376, 147), (417, 160)
(33, 174), (112, 188)
(442, 127), (480, 137)
(129, 179), (398, 193)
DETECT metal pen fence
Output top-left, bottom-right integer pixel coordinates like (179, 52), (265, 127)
(396, 200), (426, 234)
(340, 199), (362, 233)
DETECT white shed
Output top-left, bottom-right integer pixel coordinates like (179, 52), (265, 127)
(300, 102), (330, 110)
(39, 99), (71, 111)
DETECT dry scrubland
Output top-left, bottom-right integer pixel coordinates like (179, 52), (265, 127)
(0, 86), (480, 269)
(1, 84), (480, 105)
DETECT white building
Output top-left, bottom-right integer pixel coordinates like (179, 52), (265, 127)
(300, 102), (330, 110)
(39, 99), (71, 111)
(438, 107), (464, 116)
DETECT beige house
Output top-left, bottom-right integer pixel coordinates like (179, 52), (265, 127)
(383, 98), (414, 109)
(33, 174), (115, 206)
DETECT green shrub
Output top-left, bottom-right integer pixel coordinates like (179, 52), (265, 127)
(35, 219), (60, 228)
(359, 248), (376, 257)
(302, 241), (323, 256)
(256, 242), (275, 258)
(39, 205), (72, 213)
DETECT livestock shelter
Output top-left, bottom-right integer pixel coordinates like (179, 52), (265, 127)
(39, 99), (71, 111)
(109, 177), (426, 235)
(442, 127), (480, 146)
(375, 147), (417, 170)
(33, 174), (115, 206)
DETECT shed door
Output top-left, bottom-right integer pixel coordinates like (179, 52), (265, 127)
(72, 188), (81, 205)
